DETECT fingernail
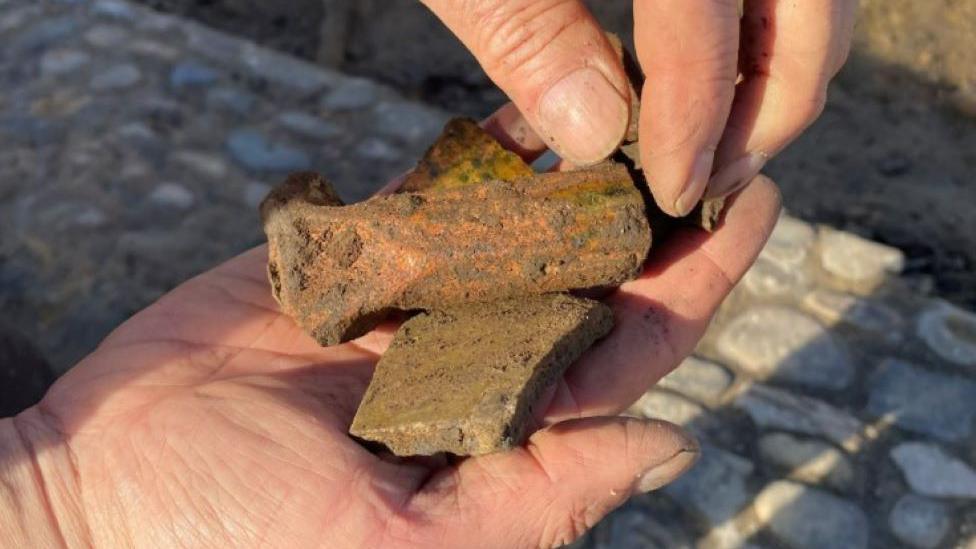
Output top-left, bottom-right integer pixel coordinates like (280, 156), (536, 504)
(673, 151), (715, 217)
(636, 446), (700, 493)
(537, 67), (629, 165)
(706, 152), (769, 199)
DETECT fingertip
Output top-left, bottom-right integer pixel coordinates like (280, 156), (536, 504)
(536, 66), (630, 166)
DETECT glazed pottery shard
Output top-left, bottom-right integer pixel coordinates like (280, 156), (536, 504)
(261, 162), (651, 346)
(400, 117), (533, 193)
(349, 294), (614, 456)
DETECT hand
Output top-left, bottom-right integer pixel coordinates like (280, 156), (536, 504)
(422, 0), (855, 216)
(4, 119), (781, 548)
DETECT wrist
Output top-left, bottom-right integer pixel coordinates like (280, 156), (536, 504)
(1, 409), (91, 547)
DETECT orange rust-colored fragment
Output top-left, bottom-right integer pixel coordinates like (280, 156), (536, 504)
(400, 118), (533, 193)
(261, 163), (651, 346)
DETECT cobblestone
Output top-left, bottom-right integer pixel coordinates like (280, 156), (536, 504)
(656, 356), (732, 404)
(2, 3), (975, 548)
(866, 358), (976, 441)
(758, 432), (855, 491)
(663, 445), (753, 525)
(817, 226), (906, 293)
(917, 300), (976, 368)
(90, 63), (141, 90)
(889, 494), (951, 548)
(754, 480), (868, 549)
(891, 442), (976, 498)
(717, 306), (854, 389)
(735, 384), (866, 451)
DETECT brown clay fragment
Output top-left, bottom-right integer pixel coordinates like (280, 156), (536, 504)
(261, 162), (651, 345)
(349, 294), (613, 456)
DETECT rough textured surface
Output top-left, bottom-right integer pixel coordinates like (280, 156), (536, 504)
(262, 161), (650, 345)
(349, 294), (613, 456)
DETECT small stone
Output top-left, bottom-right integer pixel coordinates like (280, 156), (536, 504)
(133, 10), (177, 32)
(169, 61), (219, 90)
(742, 256), (811, 297)
(243, 181), (271, 209)
(128, 40), (181, 61)
(241, 44), (334, 94)
(74, 206), (107, 229)
(891, 442), (976, 499)
(818, 227), (905, 292)
(277, 111), (342, 140)
(802, 289), (904, 338)
(889, 494), (950, 548)
(11, 15), (77, 53)
(716, 306), (853, 390)
(320, 78), (378, 111)
(170, 151), (227, 179)
(630, 390), (708, 431)
(350, 295), (613, 456)
(866, 359), (976, 442)
(148, 183), (195, 210)
(917, 300), (976, 368)
(93, 0), (137, 20)
(83, 24), (129, 48)
(373, 100), (449, 143)
(664, 445), (753, 525)
(206, 86), (257, 115)
(0, 5), (42, 37)
(358, 137), (400, 161)
(226, 129), (311, 172)
(736, 384), (865, 451)
(762, 214), (816, 267)
(40, 49), (91, 76)
(657, 356), (733, 403)
(754, 481), (868, 549)
(183, 21), (240, 66)
(758, 432), (854, 491)
(117, 122), (156, 142)
(90, 64), (141, 91)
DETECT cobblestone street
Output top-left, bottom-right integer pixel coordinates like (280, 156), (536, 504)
(1, 1), (974, 547)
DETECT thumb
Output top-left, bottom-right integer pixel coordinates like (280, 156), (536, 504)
(421, 0), (631, 165)
(410, 417), (699, 548)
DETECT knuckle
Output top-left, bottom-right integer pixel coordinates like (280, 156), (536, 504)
(469, 0), (591, 79)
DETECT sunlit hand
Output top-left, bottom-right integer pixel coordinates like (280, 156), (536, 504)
(422, 0), (855, 216)
(5, 117), (781, 548)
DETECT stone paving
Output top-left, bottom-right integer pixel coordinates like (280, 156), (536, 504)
(1, 1), (975, 548)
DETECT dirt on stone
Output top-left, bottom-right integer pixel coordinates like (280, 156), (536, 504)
(349, 294), (613, 456)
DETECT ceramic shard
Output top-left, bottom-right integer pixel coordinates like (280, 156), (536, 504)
(349, 294), (613, 456)
(261, 162), (651, 345)
(399, 117), (533, 193)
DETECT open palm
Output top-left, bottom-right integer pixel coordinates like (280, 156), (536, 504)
(17, 114), (781, 548)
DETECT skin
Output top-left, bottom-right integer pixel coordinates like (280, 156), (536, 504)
(0, 116), (781, 548)
(421, 0), (857, 216)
